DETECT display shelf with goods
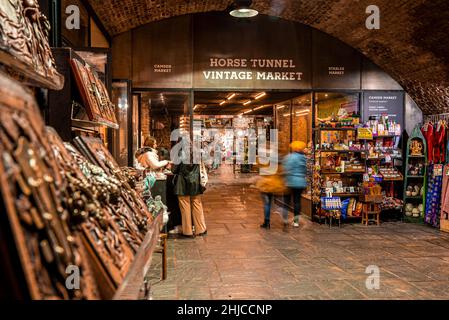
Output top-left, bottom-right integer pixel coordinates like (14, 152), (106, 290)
(357, 115), (405, 217)
(403, 125), (427, 222)
(48, 48), (116, 144)
(313, 120), (366, 222)
(313, 109), (405, 224)
(0, 2), (163, 299)
(47, 128), (135, 298)
(312, 92), (364, 223)
(0, 72), (99, 299)
(0, 0), (64, 90)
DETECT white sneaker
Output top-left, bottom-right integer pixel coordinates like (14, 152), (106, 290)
(292, 222), (300, 228)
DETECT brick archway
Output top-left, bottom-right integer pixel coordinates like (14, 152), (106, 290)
(86, 0), (449, 114)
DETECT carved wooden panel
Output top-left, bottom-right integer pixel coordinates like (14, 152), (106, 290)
(0, 71), (98, 299)
(0, 0), (63, 89)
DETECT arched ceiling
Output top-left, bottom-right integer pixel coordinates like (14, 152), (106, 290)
(86, 0), (449, 115)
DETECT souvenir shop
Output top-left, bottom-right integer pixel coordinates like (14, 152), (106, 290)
(113, 12), (420, 223)
(412, 114), (449, 233)
(0, 1), (166, 300)
(0, 2), (444, 302)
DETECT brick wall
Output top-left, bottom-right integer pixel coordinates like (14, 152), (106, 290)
(140, 97), (151, 140)
(91, 0), (449, 115)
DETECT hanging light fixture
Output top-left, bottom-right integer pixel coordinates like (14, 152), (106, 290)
(229, 0), (258, 18)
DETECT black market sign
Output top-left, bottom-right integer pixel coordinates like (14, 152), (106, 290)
(362, 91), (405, 127)
(128, 12), (402, 91)
(192, 13), (312, 90)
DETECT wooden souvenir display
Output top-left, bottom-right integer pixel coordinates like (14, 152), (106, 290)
(0, 72), (98, 299)
(0, 0), (63, 89)
(62, 140), (163, 299)
(65, 141), (147, 252)
(403, 125), (427, 222)
(73, 135), (151, 219)
(70, 58), (118, 127)
(46, 128), (134, 298)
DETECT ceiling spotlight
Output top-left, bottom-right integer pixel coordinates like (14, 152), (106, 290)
(243, 100), (252, 106)
(229, 0), (258, 18)
(253, 105), (266, 111)
(220, 100), (226, 106)
(227, 93), (236, 100)
(255, 92), (266, 100)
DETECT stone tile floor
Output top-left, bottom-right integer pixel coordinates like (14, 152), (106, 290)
(146, 181), (449, 300)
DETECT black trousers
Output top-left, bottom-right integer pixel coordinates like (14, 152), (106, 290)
(283, 188), (303, 222)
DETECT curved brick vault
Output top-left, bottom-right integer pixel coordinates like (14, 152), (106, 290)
(87, 0), (449, 114)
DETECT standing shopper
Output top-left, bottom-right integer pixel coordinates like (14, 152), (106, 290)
(173, 163), (207, 237)
(136, 135), (170, 170)
(282, 141), (307, 229)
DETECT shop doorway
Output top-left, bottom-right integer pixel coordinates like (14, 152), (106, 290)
(193, 91), (313, 183)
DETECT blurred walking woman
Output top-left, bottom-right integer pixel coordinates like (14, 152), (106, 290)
(282, 141), (307, 228)
(173, 163), (207, 237)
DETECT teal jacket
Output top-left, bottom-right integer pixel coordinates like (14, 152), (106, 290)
(282, 152), (307, 188)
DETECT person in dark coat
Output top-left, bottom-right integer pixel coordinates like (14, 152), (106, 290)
(173, 163), (207, 237)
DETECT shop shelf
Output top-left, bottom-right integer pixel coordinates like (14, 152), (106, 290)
(406, 175), (425, 178)
(403, 215), (425, 223)
(408, 155), (426, 158)
(382, 177), (404, 182)
(321, 192), (362, 197)
(373, 134), (401, 138)
(316, 149), (365, 154)
(314, 127), (358, 131)
(72, 118), (119, 130)
(321, 171), (365, 175)
(405, 196), (424, 200)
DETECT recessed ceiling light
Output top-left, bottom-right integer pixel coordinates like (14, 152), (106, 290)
(227, 93), (236, 100)
(229, 0), (258, 18)
(243, 100), (252, 106)
(255, 92), (266, 100)
(220, 100), (226, 106)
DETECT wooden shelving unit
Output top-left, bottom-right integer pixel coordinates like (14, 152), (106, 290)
(403, 125), (427, 222)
